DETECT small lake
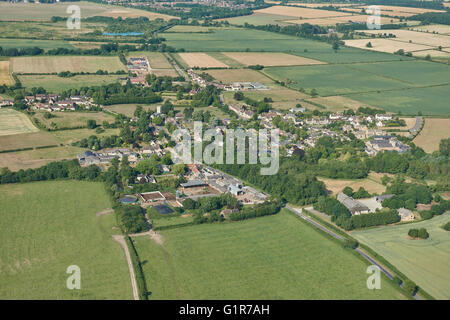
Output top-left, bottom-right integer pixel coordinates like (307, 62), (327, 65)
(103, 32), (144, 36)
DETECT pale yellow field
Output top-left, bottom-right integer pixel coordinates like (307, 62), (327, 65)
(205, 68), (273, 85)
(0, 61), (13, 85)
(99, 8), (176, 20)
(412, 49), (450, 59)
(286, 3), (356, 8)
(343, 7), (417, 17)
(0, 109), (39, 137)
(410, 24), (450, 35)
(11, 56), (126, 74)
(368, 5), (445, 15)
(413, 118), (450, 153)
(318, 175), (386, 196)
(223, 52), (325, 66)
(179, 53), (229, 68)
(286, 15), (399, 26)
(344, 38), (432, 54)
(363, 29), (450, 48)
(255, 5), (349, 18)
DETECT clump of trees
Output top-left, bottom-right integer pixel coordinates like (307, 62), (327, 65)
(228, 202), (281, 221)
(408, 228), (429, 240)
(342, 186), (371, 199)
(116, 205), (148, 233)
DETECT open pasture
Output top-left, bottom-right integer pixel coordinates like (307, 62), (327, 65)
(11, 56), (125, 74)
(0, 131), (58, 152)
(0, 1), (175, 21)
(18, 74), (120, 93)
(0, 61), (13, 85)
(0, 109), (39, 137)
(33, 111), (115, 130)
(0, 180), (133, 299)
(134, 210), (404, 299)
(223, 52), (324, 66)
(413, 118), (450, 153)
(0, 38), (74, 50)
(178, 53), (229, 68)
(352, 212), (450, 300)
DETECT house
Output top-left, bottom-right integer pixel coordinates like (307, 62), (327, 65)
(398, 208), (415, 221)
(375, 114), (392, 121)
(289, 106), (306, 113)
(337, 192), (370, 215)
(136, 174), (156, 184)
(130, 77), (147, 85)
(0, 99), (14, 107)
(220, 208), (239, 217)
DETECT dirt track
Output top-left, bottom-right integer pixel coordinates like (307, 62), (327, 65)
(113, 235), (139, 300)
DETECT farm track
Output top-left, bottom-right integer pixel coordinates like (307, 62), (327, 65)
(113, 235), (139, 300)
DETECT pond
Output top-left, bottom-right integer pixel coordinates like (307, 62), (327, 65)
(119, 195), (138, 204)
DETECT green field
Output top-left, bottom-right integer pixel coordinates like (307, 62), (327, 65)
(0, 38), (74, 50)
(161, 28), (408, 64)
(33, 111), (116, 130)
(223, 13), (294, 26)
(18, 74), (120, 93)
(0, 180), (133, 299)
(352, 212), (450, 300)
(0, 108), (39, 136)
(134, 210), (405, 299)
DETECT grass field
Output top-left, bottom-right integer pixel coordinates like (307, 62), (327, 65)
(50, 128), (120, 145)
(0, 131), (59, 152)
(11, 56), (126, 74)
(18, 74), (120, 93)
(0, 38), (75, 50)
(352, 212), (450, 300)
(318, 175), (386, 196)
(0, 61), (13, 85)
(33, 111), (116, 130)
(0, 180), (133, 299)
(0, 145), (84, 171)
(413, 118), (450, 153)
(133, 210), (405, 299)
(0, 109), (39, 136)
(0, 1), (175, 21)
(205, 68), (274, 85)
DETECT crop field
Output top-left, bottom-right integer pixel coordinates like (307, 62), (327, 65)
(0, 180), (133, 299)
(0, 109), (39, 136)
(33, 111), (116, 130)
(178, 52), (229, 68)
(410, 24), (450, 35)
(303, 95), (374, 112)
(133, 210), (404, 299)
(222, 13), (295, 26)
(18, 74), (120, 93)
(344, 38), (433, 54)
(0, 145), (84, 171)
(263, 64), (409, 96)
(318, 176), (386, 196)
(11, 56), (126, 74)
(360, 5), (446, 17)
(413, 118), (450, 153)
(352, 212), (450, 300)
(285, 15), (399, 26)
(348, 85), (450, 116)
(255, 5), (353, 18)
(0, 61), (13, 85)
(205, 68), (274, 85)
(161, 28), (405, 64)
(0, 1), (175, 21)
(0, 38), (74, 50)
(223, 52), (325, 66)
(362, 29), (450, 48)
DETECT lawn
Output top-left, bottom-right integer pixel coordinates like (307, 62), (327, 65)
(0, 180), (133, 299)
(352, 212), (450, 300)
(133, 209), (405, 299)
(0, 108), (39, 136)
(18, 74), (120, 93)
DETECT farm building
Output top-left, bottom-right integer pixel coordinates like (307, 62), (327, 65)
(180, 180), (208, 189)
(337, 192), (370, 215)
(138, 191), (166, 203)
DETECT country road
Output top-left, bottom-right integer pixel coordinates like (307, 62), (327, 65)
(113, 235), (139, 300)
(285, 205), (423, 300)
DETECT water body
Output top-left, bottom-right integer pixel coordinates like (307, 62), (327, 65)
(103, 32), (144, 36)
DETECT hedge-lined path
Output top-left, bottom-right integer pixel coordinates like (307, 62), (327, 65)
(113, 235), (139, 300)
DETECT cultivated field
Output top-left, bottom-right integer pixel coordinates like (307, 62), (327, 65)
(0, 38), (74, 50)
(205, 68), (274, 85)
(11, 56), (126, 74)
(18, 74), (120, 93)
(410, 24), (450, 35)
(352, 212), (450, 300)
(33, 111), (116, 130)
(0, 131), (58, 152)
(0, 1), (175, 21)
(344, 38), (432, 54)
(303, 95), (374, 112)
(223, 52), (325, 66)
(285, 15), (399, 26)
(0, 61), (13, 85)
(413, 118), (450, 153)
(222, 13), (295, 26)
(134, 210), (404, 299)
(0, 180), (133, 299)
(362, 29), (450, 48)
(0, 109), (39, 136)
(255, 5), (353, 18)
(178, 53), (229, 68)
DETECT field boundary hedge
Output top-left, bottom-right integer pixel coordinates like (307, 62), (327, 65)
(125, 235), (148, 300)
